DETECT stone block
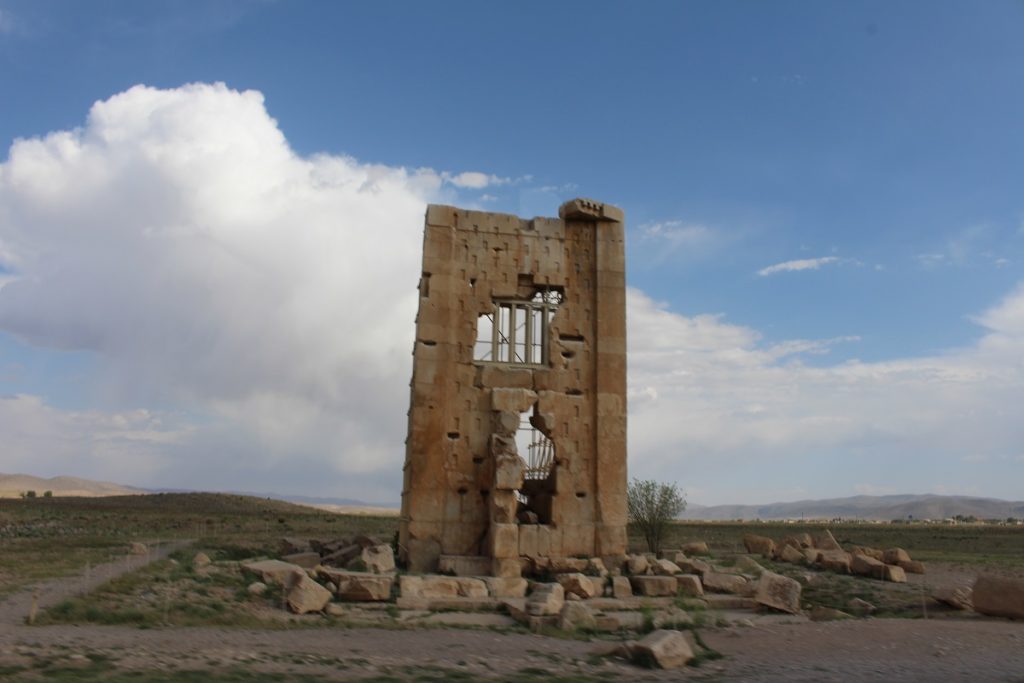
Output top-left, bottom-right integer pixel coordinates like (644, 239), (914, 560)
(438, 555), (491, 576)
(556, 573), (601, 599)
(612, 576), (632, 598)
(753, 571), (801, 614)
(676, 574), (703, 597)
(702, 572), (748, 594)
(629, 575), (677, 597)
(490, 388), (537, 413)
(632, 629), (695, 669)
(518, 524), (538, 558)
(489, 523), (519, 559)
(485, 577), (529, 598)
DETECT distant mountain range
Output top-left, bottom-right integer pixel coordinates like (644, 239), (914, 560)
(5, 473), (1021, 521)
(680, 494), (1024, 521)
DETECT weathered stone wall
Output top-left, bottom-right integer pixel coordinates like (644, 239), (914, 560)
(399, 198), (627, 576)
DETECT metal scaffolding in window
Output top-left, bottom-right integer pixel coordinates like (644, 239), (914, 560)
(474, 289), (563, 365)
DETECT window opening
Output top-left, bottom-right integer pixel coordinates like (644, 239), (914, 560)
(474, 288), (563, 365)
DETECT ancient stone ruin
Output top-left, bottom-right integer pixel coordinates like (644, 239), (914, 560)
(398, 199), (628, 577)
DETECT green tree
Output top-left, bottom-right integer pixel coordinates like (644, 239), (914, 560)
(24, 490), (37, 499)
(627, 478), (686, 554)
(43, 490), (53, 498)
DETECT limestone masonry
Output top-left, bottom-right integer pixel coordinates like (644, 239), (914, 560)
(398, 198), (628, 576)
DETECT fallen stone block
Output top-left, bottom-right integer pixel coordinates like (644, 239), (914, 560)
(526, 582), (565, 616)
(319, 568), (394, 602)
(850, 553), (885, 578)
(818, 550), (852, 574)
(702, 571), (748, 594)
(676, 558), (711, 576)
(611, 576), (632, 599)
(881, 564), (906, 583)
(629, 575), (677, 597)
(899, 560), (926, 574)
(742, 534), (776, 558)
(285, 571), (332, 614)
(558, 600), (596, 631)
(753, 571), (802, 614)
(632, 629), (695, 669)
(626, 554), (649, 575)
(933, 586), (973, 611)
(399, 575), (488, 599)
(556, 573), (601, 599)
(682, 541), (710, 556)
(850, 545), (884, 561)
(734, 556), (766, 576)
(484, 577), (528, 598)
(652, 558), (682, 576)
(973, 575), (1024, 619)
(813, 530), (842, 551)
(676, 574), (704, 597)
(882, 547), (911, 566)
(242, 559), (307, 585)
(779, 544), (805, 564)
(282, 552), (320, 569)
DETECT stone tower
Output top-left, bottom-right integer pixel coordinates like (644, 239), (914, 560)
(398, 198), (627, 577)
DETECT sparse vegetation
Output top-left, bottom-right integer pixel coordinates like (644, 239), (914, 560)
(626, 479), (686, 554)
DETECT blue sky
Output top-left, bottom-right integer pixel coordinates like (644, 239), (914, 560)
(1, 1), (1023, 505)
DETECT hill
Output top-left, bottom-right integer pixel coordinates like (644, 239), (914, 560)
(680, 494), (1024, 521)
(0, 473), (146, 498)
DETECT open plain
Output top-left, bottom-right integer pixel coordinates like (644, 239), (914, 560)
(1, 493), (1022, 682)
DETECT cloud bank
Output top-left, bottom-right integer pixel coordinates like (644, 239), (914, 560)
(1, 83), (1022, 503)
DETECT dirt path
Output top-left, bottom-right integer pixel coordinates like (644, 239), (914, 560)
(0, 540), (192, 628)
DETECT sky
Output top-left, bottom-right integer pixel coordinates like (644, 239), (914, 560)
(1, 0), (1023, 506)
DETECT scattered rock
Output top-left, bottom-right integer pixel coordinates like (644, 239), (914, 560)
(682, 541), (710, 555)
(813, 530), (842, 551)
(847, 597), (877, 615)
(652, 558), (682, 576)
(242, 559), (307, 585)
(809, 606), (852, 621)
(526, 582), (565, 616)
(612, 575), (633, 598)
(676, 574), (704, 597)
(358, 544), (396, 574)
(632, 629), (695, 669)
(702, 571), (748, 594)
(193, 552), (211, 568)
(626, 554), (649, 575)
(676, 558), (711, 576)
(932, 586), (973, 611)
(734, 556), (766, 576)
(899, 560), (926, 574)
(282, 552), (320, 569)
(778, 544), (805, 564)
(279, 537), (311, 555)
(331, 571), (394, 602)
(284, 571), (332, 614)
(753, 571), (802, 614)
(558, 600), (596, 631)
(973, 575), (1024, 619)
(882, 548), (912, 566)
(399, 575), (487, 599)
(129, 542), (148, 555)
(247, 581), (267, 596)
(629, 575), (677, 597)
(556, 573), (601, 599)
(880, 564), (906, 583)
(586, 557), (609, 577)
(850, 553), (885, 578)
(818, 550), (852, 574)
(484, 577), (528, 598)
(653, 607), (693, 629)
(742, 534), (776, 558)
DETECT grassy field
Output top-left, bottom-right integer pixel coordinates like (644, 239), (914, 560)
(656, 521), (1024, 567)
(3, 492), (1022, 601)
(0, 493), (394, 597)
